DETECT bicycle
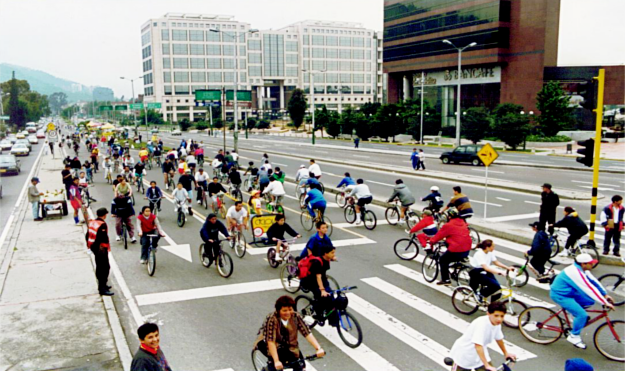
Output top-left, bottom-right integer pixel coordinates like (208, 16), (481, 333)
(165, 171), (175, 190)
(266, 194), (285, 214)
(196, 184), (209, 210)
(599, 259), (625, 306)
(267, 237), (298, 269)
(215, 193), (227, 218)
(423, 203), (447, 226)
(136, 174), (145, 194)
(105, 167), (113, 184)
(280, 262), (339, 294)
(146, 196), (161, 216)
(155, 155), (162, 168)
(548, 228), (600, 264)
(145, 234), (159, 276)
(118, 217), (129, 250)
(295, 286), (363, 348)
(393, 233), (422, 261)
(443, 356), (516, 371)
(252, 351), (318, 371)
(335, 185), (350, 208)
(344, 197), (377, 230)
(176, 198), (190, 227)
(421, 243), (471, 286)
(451, 276), (528, 328)
(506, 255), (560, 288)
(198, 239), (234, 278)
(385, 200), (420, 230)
(79, 186), (93, 208)
(243, 175), (259, 193)
(300, 208), (333, 237)
(229, 183), (243, 201)
(518, 305), (624, 362)
(145, 156), (153, 171)
(228, 224), (247, 258)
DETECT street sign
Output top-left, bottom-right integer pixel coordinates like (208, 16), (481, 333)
(226, 90), (252, 101)
(47, 123), (56, 131)
(99, 105), (113, 111)
(0, 115), (9, 120)
(114, 105), (127, 111)
(48, 130), (57, 138)
(477, 143), (499, 167)
(225, 101), (252, 108)
(147, 102), (162, 109)
(130, 103), (144, 110)
(195, 101), (221, 107)
(195, 90), (221, 101)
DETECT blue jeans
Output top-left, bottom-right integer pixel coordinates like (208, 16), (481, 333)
(307, 201), (326, 217)
(31, 201), (39, 219)
(550, 295), (589, 336)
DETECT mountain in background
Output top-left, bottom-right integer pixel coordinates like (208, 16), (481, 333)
(0, 63), (114, 102)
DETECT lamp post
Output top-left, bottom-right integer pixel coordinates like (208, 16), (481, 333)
(442, 40), (477, 147)
(120, 75), (143, 136)
(302, 69), (326, 145)
(209, 28), (258, 152)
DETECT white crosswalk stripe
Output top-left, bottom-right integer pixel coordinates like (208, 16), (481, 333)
(246, 237), (375, 255)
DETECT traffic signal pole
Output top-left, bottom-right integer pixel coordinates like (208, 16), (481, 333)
(587, 69), (605, 247)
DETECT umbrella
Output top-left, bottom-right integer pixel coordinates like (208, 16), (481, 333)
(101, 123), (115, 130)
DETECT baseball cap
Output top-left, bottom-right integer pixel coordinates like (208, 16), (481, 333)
(575, 253), (598, 265)
(31, 177), (40, 182)
(528, 221), (541, 228)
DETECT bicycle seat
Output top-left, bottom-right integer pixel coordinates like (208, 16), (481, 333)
(548, 259), (561, 266)
(443, 357), (454, 366)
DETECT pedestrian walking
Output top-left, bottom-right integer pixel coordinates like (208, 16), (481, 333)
(86, 208), (113, 296)
(410, 148), (419, 170)
(131, 322), (172, 371)
(539, 183), (560, 233)
(28, 177), (44, 221)
(417, 149), (426, 170)
(600, 194), (623, 257)
(354, 137), (360, 148)
(47, 140), (54, 157)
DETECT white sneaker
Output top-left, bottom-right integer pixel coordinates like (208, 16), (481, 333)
(303, 315), (315, 326)
(275, 255), (283, 262)
(398, 220), (406, 226)
(566, 334), (587, 349)
(116, 236), (121, 241)
(140, 259), (146, 264)
(197, 200), (202, 204)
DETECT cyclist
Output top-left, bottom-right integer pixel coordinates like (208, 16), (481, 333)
(112, 174), (124, 193)
(114, 175), (133, 199)
(166, 148), (178, 167)
(448, 301), (517, 371)
(212, 157), (223, 177)
(308, 159), (321, 179)
(387, 179), (416, 226)
(194, 168), (210, 205)
(199, 213), (230, 267)
(228, 166), (242, 193)
(305, 186), (326, 218)
(161, 158), (176, 190)
(138, 147), (149, 164)
(443, 186), (474, 220)
(70, 156), (81, 177)
(348, 179), (373, 225)
(136, 206), (166, 264)
(215, 149), (225, 164)
(336, 172), (356, 190)
(306, 172), (323, 192)
(231, 149), (239, 168)
(248, 190), (263, 215)
(195, 146), (204, 165)
(83, 161), (93, 183)
(103, 156), (113, 181)
(272, 167), (285, 183)
(178, 144), (187, 158)
(254, 296), (325, 371)
(152, 145), (162, 166)
(178, 169), (197, 206)
(134, 161), (146, 187)
(408, 210), (438, 248)
(112, 153), (121, 173)
(121, 165), (135, 184)
(421, 186), (444, 213)
(177, 157), (189, 175)
(172, 182), (192, 216)
(78, 171), (95, 202)
(90, 146), (99, 172)
(263, 176), (286, 210)
(208, 177), (228, 214)
(267, 214), (301, 260)
(550, 253), (614, 349)
(301, 244), (338, 326)
(261, 159), (272, 172)
(258, 166), (271, 194)
(226, 200), (249, 232)
(428, 207), (472, 286)
(224, 151), (234, 169)
(295, 165), (310, 195)
(468, 240), (515, 303)
(145, 181), (163, 213)
(551, 206), (589, 254)
(260, 153), (269, 166)
(111, 194), (136, 243)
(526, 221), (552, 279)
(186, 152), (197, 174)
(300, 221), (334, 258)
(123, 153), (135, 169)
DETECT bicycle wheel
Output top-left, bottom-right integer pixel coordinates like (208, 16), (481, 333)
(502, 298), (527, 329)
(468, 226), (480, 246)
(337, 311), (363, 348)
(232, 188), (242, 201)
(199, 244), (211, 267)
(251, 349), (268, 371)
(576, 244), (600, 267)
(177, 210), (185, 227)
(454, 266), (471, 287)
(300, 211), (314, 231)
(336, 192), (346, 208)
(506, 265), (529, 288)
(421, 254), (439, 283)
(123, 226), (128, 250)
(319, 182), (325, 194)
(451, 286), (479, 315)
(217, 250), (233, 278)
(295, 295), (317, 328)
(393, 238), (419, 261)
(363, 210), (377, 230)
(385, 207), (399, 225)
(327, 275), (340, 292)
(234, 233), (247, 258)
(518, 306), (563, 344)
(202, 192), (208, 210)
(324, 215), (333, 237)
(549, 235), (561, 258)
(594, 320), (625, 362)
(299, 193), (307, 210)
(599, 274), (625, 306)
(280, 262), (300, 293)
(406, 211), (421, 230)
(344, 205), (356, 224)
(219, 204), (227, 219)
(147, 248), (156, 276)
(267, 248), (279, 268)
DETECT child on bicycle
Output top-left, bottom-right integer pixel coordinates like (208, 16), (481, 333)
(301, 244), (338, 326)
(468, 240), (515, 303)
(136, 206), (166, 264)
(145, 181), (163, 212)
(172, 182), (192, 216)
(77, 171), (96, 203)
(409, 209), (438, 248)
(266, 214), (301, 260)
(83, 160), (93, 183)
(248, 190), (262, 215)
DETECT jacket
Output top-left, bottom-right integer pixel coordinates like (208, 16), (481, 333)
(271, 171), (285, 183)
(540, 191), (560, 215)
(409, 215), (438, 236)
(410, 151), (419, 166)
(554, 212), (588, 236)
(422, 191), (444, 208)
(337, 177), (355, 188)
(429, 218), (472, 253)
(528, 230), (551, 256)
(388, 184), (415, 206)
(600, 204), (624, 231)
(550, 263), (607, 307)
(267, 222), (298, 241)
(146, 187), (163, 200)
(301, 232), (333, 258)
(200, 219), (229, 243)
(85, 219), (110, 251)
(448, 193), (474, 219)
(305, 188), (326, 206)
(111, 196), (135, 218)
(28, 184), (40, 202)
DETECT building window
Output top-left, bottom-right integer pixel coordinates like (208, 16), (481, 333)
(340, 61), (351, 71)
(175, 85), (190, 95)
(172, 43), (188, 55)
(224, 72), (234, 83)
(172, 29), (187, 41)
(190, 44), (204, 55)
(174, 72), (189, 82)
(249, 52), (262, 64)
(141, 31), (151, 46)
(207, 58), (221, 69)
(340, 74), (351, 83)
(240, 72), (247, 83)
(312, 35), (324, 45)
(248, 40), (261, 51)
(163, 58), (171, 69)
(239, 59), (246, 69)
(286, 67), (298, 77)
(223, 44), (235, 56)
(191, 72), (206, 82)
(326, 36), (338, 46)
(312, 60), (324, 70)
(353, 74), (365, 83)
(207, 44), (221, 55)
(312, 48), (324, 58)
(286, 53), (297, 65)
(206, 31), (220, 42)
(239, 45), (246, 56)
(303, 48), (309, 58)
(164, 85), (172, 95)
(223, 58), (235, 69)
(339, 36), (351, 46)
(161, 29), (169, 41)
(173, 58), (188, 69)
(208, 72), (222, 82)
(353, 49), (364, 60)
(192, 85), (206, 93)
(325, 48), (338, 59)
(249, 66), (262, 76)
(190, 58), (205, 69)
(163, 72), (171, 83)
(353, 37), (364, 47)
(302, 35), (309, 45)
(189, 30), (204, 41)
(353, 62), (364, 71)
(340, 49), (351, 59)
(286, 41), (298, 52)
(162, 43), (170, 55)
(326, 73), (338, 83)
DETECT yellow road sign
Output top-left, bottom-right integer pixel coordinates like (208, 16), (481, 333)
(477, 143), (499, 166)
(47, 122), (56, 131)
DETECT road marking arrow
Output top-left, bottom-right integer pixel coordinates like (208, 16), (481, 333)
(160, 233), (193, 263)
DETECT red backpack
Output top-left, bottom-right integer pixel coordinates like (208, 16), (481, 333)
(298, 256), (322, 279)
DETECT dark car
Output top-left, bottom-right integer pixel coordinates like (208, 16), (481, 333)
(440, 144), (484, 166)
(0, 155), (21, 175)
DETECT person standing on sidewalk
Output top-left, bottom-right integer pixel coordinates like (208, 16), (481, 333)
(417, 149), (426, 170)
(61, 164), (73, 198)
(86, 207), (113, 296)
(28, 177), (44, 221)
(47, 140), (54, 157)
(354, 137), (360, 148)
(600, 194), (623, 257)
(69, 177), (88, 224)
(539, 183), (560, 233)
(131, 322), (172, 371)
(410, 148), (419, 170)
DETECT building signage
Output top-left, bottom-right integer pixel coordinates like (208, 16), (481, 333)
(130, 103), (144, 110)
(114, 105), (128, 111)
(147, 102), (162, 109)
(413, 66), (501, 87)
(195, 90), (221, 101)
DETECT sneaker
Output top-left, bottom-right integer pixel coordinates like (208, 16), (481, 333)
(189, 208), (193, 216)
(140, 259), (147, 264)
(131, 238), (137, 244)
(603, 250), (610, 255)
(197, 200), (202, 204)
(566, 334), (587, 349)
(436, 280), (451, 286)
(116, 236), (121, 241)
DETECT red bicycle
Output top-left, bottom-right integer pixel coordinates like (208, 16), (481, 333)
(518, 305), (624, 362)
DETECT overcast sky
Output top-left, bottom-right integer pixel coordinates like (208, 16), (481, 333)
(0, 0), (623, 98)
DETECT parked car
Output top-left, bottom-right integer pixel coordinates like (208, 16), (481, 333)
(16, 139), (32, 150)
(36, 131), (46, 139)
(171, 130), (182, 136)
(0, 155), (21, 175)
(10, 143), (30, 156)
(27, 135), (39, 144)
(440, 144), (484, 166)
(0, 139), (12, 150)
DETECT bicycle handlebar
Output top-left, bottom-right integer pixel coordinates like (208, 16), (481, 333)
(329, 286), (358, 295)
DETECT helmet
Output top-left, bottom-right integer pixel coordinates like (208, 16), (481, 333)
(430, 186), (439, 192)
(446, 207), (459, 219)
(300, 165), (306, 168)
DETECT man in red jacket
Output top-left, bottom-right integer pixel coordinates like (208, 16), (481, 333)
(429, 208), (472, 285)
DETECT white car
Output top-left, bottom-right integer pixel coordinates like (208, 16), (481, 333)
(10, 143), (30, 156)
(172, 130), (182, 136)
(28, 135), (39, 144)
(0, 140), (12, 150)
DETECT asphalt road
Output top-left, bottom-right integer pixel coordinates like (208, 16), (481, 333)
(70, 140), (623, 371)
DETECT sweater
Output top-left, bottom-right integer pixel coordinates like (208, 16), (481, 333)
(409, 215), (438, 236)
(554, 212), (588, 236)
(388, 184), (416, 206)
(429, 218), (472, 253)
(266, 222), (298, 241)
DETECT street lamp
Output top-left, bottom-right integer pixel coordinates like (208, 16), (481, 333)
(302, 68), (326, 145)
(209, 28), (259, 151)
(442, 40), (477, 146)
(120, 75), (144, 136)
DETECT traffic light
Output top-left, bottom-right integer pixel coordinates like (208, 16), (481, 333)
(579, 80), (597, 111)
(576, 139), (594, 167)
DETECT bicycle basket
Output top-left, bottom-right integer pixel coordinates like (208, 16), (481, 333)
(335, 293), (349, 311)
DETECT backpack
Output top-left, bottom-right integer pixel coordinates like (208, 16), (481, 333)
(298, 255), (322, 279)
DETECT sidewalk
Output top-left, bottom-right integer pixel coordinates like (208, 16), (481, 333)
(542, 141), (625, 161)
(0, 150), (125, 370)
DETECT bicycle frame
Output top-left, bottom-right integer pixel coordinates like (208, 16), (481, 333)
(541, 308), (619, 338)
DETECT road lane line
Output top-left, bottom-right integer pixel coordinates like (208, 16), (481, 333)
(333, 220), (390, 228)
(572, 180), (618, 187)
(368, 180), (394, 187)
(246, 237), (375, 255)
(495, 197), (511, 202)
(485, 212), (540, 223)
(353, 155), (371, 159)
(471, 169), (505, 174)
(362, 277), (537, 361)
(470, 200), (502, 207)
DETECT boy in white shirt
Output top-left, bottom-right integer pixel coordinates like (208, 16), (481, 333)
(262, 177), (286, 207)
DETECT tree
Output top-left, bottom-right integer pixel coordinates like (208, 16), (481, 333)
(315, 105), (330, 137)
(461, 107), (492, 144)
(288, 88), (307, 130)
(179, 118), (191, 131)
(138, 109), (165, 126)
(257, 119), (271, 130)
(326, 111), (341, 138)
(339, 108), (370, 140)
(7, 75), (27, 129)
(491, 103), (531, 150)
(536, 81), (574, 136)
(49, 92), (68, 114)
(360, 102), (381, 117)
(195, 121), (208, 130)
(373, 103), (402, 141)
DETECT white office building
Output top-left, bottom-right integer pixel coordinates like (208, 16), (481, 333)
(140, 14), (383, 123)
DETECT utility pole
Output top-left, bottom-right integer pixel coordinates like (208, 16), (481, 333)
(587, 69), (606, 247)
(419, 71), (425, 144)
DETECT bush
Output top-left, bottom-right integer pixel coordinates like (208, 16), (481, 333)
(525, 135), (571, 142)
(440, 126), (456, 137)
(461, 107), (492, 144)
(195, 121), (208, 130)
